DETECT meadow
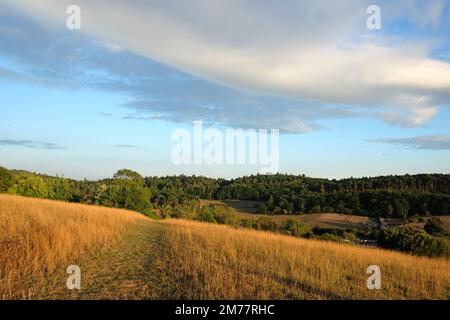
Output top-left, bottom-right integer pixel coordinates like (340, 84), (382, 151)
(0, 194), (146, 299)
(0, 194), (449, 300)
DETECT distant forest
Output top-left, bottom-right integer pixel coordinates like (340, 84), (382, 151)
(1, 166), (449, 219)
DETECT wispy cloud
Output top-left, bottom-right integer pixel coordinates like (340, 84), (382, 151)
(368, 135), (450, 150)
(115, 144), (136, 148)
(0, 139), (65, 150)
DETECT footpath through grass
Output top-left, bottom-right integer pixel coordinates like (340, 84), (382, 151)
(53, 218), (450, 300)
(60, 220), (165, 299)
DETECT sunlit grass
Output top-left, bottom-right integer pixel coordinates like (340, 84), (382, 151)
(1, 194), (448, 300)
(154, 219), (450, 299)
(0, 194), (145, 299)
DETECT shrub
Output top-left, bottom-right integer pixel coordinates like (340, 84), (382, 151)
(282, 218), (311, 237)
(311, 227), (361, 243)
(254, 217), (279, 231)
(171, 204), (199, 220)
(377, 226), (450, 258)
(240, 219), (256, 229)
(424, 218), (445, 236)
(197, 205), (238, 226)
(316, 233), (343, 242)
(211, 205), (238, 226)
(197, 210), (217, 223)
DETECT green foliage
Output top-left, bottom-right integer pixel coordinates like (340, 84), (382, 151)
(171, 203), (200, 220)
(80, 169), (154, 215)
(114, 169), (144, 184)
(0, 166), (13, 192)
(106, 177), (152, 214)
(253, 217), (279, 231)
(196, 210), (217, 223)
(240, 219), (255, 229)
(9, 173), (49, 198)
(377, 226), (450, 258)
(145, 175), (220, 199)
(424, 218), (445, 236)
(213, 174), (450, 217)
(68, 172), (450, 219)
(282, 218), (312, 237)
(315, 233), (343, 242)
(197, 205), (238, 226)
(310, 227), (362, 243)
(48, 176), (72, 201)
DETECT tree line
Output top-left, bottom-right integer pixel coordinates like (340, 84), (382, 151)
(1, 166), (449, 219)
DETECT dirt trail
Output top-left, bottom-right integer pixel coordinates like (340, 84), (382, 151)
(61, 220), (164, 299)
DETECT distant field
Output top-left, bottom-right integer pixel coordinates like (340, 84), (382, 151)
(407, 216), (450, 234)
(200, 199), (450, 233)
(1, 195), (449, 300)
(201, 199), (377, 231)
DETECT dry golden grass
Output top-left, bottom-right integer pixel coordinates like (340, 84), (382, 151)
(154, 219), (450, 300)
(1, 194), (449, 300)
(0, 194), (146, 299)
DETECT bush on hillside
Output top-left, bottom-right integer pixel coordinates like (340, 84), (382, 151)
(196, 204), (238, 226)
(377, 226), (450, 258)
(253, 217), (279, 231)
(424, 217), (445, 236)
(282, 218), (312, 237)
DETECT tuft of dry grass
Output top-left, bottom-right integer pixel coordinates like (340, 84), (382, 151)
(154, 219), (450, 300)
(0, 194), (146, 299)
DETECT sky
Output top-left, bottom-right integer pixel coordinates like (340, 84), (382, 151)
(0, 0), (449, 180)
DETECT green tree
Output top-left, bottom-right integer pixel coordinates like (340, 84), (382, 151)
(9, 173), (49, 198)
(104, 170), (152, 215)
(49, 176), (72, 201)
(113, 169), (144, 184)
(394, 198), (410, 221)
(0, 166), (13, 192)
(337, 201), (346, 214)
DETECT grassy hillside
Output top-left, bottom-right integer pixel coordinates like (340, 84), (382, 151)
(0, 194), (449, 300)
(0, 194), (147, 299)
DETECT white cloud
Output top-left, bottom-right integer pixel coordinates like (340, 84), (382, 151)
(4, 0), (450, 128)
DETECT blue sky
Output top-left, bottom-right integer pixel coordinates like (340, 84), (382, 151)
(0, 0), (449, 179)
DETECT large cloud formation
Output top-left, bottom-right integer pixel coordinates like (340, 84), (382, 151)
(3, 0), (450, 132)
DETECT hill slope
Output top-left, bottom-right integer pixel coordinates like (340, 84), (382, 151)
(0, 194), (449, 299)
